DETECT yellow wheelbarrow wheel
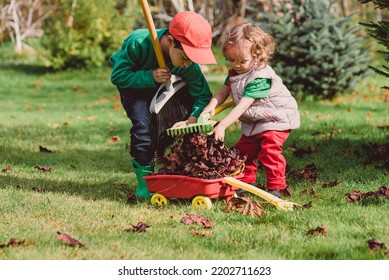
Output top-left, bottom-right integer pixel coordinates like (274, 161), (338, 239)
(151, 193), (169, 207)
(192, 196), (212, 210)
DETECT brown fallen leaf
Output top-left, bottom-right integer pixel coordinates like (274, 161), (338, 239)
(181, 216), (195, 225)
(31, 187), (48, 193)
(377, 125), (389, 130)
(1, 165), (12, 173)
(201, 219), (213, 229)
(56, 232), (84, 247)
(125, 222), (150, 233)
(39, 146), (53, 153)
(289, 142), (317, 158)
(191, 230), (212, 236)
(288, 163), (318, 185)
(109, 135), (121, 144)
(346, 186), (389, 202)
(307, 226), (328, 236)
(34, 165), (52, 172)
(224, 197), (264, 218)
(322, 180), (342, 188)
(181, 214), (213, 228)
(366, 239), (387, 252)
(126, 191), (137, 205)
(0, 238), (26, 248)
(302, 201), (313, 209)
(363, 141), (389, 169)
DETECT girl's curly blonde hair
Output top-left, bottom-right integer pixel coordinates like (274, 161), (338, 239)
(222, 23), (275, 66)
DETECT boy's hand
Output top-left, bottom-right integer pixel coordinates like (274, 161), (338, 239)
(171, 120), (188, 128)
(153, 68), (171, 83)
(171, 116), (197, 128)
(200, 106), (216, 118)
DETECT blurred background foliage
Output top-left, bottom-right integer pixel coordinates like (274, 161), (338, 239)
(0, 0), (387, 98)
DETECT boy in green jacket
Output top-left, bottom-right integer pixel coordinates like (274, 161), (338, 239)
(110, 11), (216, 199)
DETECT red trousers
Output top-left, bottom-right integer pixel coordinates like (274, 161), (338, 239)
(234, 130), (290, 191)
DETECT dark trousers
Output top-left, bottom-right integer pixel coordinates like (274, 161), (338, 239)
(118, 87), (156, 166)
(118, 84), (193, 166)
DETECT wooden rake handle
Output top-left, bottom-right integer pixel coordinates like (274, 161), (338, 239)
(140, 0), (166, 69)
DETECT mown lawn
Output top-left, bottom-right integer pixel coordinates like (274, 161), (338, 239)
(0, 63), (388, 260)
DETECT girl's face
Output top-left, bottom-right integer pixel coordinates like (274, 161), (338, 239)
(224, 43), (255, 74)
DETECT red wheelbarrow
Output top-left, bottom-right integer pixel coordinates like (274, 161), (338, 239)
(143, 174), (243, 210)
(143, 173), (301, 211)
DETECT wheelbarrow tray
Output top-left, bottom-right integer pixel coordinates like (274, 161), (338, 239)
(143, 174), (242, 199)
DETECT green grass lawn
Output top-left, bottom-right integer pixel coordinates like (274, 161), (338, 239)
(0, 63), (388, 260)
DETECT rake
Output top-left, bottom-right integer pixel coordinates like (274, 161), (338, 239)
(166, 100), (234, 136)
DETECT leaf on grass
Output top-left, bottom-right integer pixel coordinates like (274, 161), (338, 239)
(126, 191), (137, 205)
(302, 201), (313, 209)
(56, 232), (84, 247)
(32, 187), (48, 193)
(191, 230), (212, 236)
(289, 142), (317, 158)
(1, 165), (12, 173)
(224, 197), (264, 218)
(39, 146), (53, 153)
(181, 214), (213, 228)
(201, 219), (213, 229)
(109, 135), (121, 143)
(34, 165), (52, 172)
(0, 238), (26, 248)
(366, 239), (387, 252)
(181, 216), (195, 225)
(346, 186), (389, 202)
(125, 222), (150, 233)
(288, 163), (318, 184)
(322, 180), (342, 188)
(377, 125), (389, 130)
(363, 141), (389, 169)
(300, 188), (320, 198)
(307, 226), (328, 236)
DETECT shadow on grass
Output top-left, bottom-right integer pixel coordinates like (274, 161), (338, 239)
(0, 63), (54, 75)
(0, 174), (131, 203)
(1, 124), (387, 205)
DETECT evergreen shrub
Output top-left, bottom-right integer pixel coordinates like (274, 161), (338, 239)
(359, 0), (389, 89)
(41, 0), (131, 70)
(258, 0), (372, 99)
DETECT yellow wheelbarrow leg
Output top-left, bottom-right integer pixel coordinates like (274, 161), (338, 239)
(223, 177), (301, 211)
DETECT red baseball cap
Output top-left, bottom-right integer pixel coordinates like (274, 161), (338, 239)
(169, 11), (216, 65)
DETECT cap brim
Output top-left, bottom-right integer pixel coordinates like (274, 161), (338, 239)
(182, 44), (217, 65)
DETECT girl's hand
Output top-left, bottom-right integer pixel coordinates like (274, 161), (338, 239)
(153, 68), (171, 83)
(213, 123), (226, 142)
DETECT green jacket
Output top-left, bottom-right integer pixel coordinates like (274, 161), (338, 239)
(110, 28), (212, 117)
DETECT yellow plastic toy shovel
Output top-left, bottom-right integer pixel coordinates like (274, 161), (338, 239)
(223, 177), (301, 211)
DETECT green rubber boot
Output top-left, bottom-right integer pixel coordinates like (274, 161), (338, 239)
(132, 159), (153, 199)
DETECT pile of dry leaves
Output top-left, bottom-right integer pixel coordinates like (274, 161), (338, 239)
(157, 134), (246, 179)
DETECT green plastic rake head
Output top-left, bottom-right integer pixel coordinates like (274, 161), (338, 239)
(166, 100), (235, 137)
(166, 114), (216, 136)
